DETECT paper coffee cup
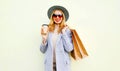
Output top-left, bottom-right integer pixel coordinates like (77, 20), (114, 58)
(41, 24), (49, 35)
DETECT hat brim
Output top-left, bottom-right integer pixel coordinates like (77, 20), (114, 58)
(47, 5), (69, 21)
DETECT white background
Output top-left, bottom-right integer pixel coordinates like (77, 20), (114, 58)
(0, 0), (120, 71)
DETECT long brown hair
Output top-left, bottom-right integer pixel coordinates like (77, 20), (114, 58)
(48, 10), (66, 33)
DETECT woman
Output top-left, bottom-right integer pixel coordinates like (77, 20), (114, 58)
(40, 5), (73, 71)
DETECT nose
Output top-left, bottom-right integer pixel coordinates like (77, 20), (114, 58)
(56, 16), (59, 18)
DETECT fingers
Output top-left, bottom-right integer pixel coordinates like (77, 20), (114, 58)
(64, 25), (67, 29)
(41, 26), (49, 35)
(41, 27), (44, 35)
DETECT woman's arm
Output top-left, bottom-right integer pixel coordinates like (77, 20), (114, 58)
(62, 28), (73, 53)
(40, 34), (48, 53)
(40, 41), (48, 53)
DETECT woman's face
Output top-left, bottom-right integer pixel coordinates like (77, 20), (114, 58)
(52, 10), (63, 24)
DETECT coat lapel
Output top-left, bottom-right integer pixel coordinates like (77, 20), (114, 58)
(49, 32), (53, 49)
(56, 33), (62, 45)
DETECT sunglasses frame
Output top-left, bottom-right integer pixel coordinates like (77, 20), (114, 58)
(52, 14), (63, 18)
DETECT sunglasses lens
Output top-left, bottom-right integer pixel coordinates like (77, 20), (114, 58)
(52, 14), (63, 18)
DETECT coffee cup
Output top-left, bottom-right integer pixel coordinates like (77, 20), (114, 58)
(41, 24), (49, 35)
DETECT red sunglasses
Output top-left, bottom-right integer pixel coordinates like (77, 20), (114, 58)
(52, 14), (63, 18)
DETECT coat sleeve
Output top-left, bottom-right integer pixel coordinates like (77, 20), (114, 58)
(62, 28), (73, 53)
(40, 41), (48, 53)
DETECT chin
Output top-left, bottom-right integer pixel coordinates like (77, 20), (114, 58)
(55, 21), (62, 24)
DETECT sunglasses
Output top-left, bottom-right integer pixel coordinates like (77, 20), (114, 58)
(52, 14), (63, 18)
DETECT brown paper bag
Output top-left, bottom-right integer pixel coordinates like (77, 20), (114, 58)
(70, 29), (88, 60)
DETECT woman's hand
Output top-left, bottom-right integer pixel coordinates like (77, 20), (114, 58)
(41, 27), (48, 44)
(62, 25), (69, 34)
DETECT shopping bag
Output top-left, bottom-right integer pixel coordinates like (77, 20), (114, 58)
(70, 29), (88, 60)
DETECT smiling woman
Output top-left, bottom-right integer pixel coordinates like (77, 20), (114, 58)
(40, 5), (73, 71)
(52, 10), (63, 24)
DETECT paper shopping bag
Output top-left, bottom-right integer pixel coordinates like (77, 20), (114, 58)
(70, 29), (88, 60)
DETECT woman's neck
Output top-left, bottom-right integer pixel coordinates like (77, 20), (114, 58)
(54, 23), (59, 28)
